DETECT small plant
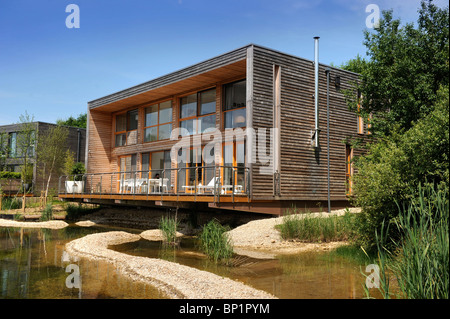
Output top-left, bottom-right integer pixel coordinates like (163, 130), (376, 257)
(14, 213), (24, 221)
(40, 204), (53, 221)
(71, 162), (86, 181)
(199, 219), (234, 264)
(159, 215), (180, 245)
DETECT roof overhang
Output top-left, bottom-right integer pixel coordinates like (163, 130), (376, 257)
(88, 46), (249, 113)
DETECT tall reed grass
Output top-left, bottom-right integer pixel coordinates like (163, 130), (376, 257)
(277, 209), (355, 242)
(199, 219), (234, 264)
(159, 215), (179, 245)
(369, 183), (449, 299)
(40, 204), (53, 221)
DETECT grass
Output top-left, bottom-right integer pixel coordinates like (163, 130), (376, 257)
(1, 197), (22, 210)
(199, 219), (234, 264)
(276, 209), (355, 243)
(159, 215), (180, 245)
(40, 204), (53, 221)
(369, 183), (449, 299)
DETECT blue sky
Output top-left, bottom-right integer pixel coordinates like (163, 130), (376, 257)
(0, 0), (448, 125)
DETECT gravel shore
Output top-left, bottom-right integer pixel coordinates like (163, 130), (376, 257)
(0, 218), (69, 229)
(65, 231), (276, 299)
(226, 208), (360, 256)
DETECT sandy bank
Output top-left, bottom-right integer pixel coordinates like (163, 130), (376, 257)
(65, 231), (275, 299)
(0, 218), (69, 229)
(226, 208), (360, 256)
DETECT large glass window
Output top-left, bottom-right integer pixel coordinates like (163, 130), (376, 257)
(223, 80), (246, 129)
(179, 88), (216, 136)
(115, 109), (138, 147)
(177, 146), (216, 192)
(144, 101), (173, 142)
(142, 150), (172, 184)
(222, 140), (246, 193)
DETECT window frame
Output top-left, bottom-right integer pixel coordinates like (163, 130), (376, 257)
(222, 79), (247, 129)
(114, 109), (139, 148)
(179, 88), (217, 136)
(143, 100), (173, 143)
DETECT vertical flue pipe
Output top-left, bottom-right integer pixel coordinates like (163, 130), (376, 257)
(314, 36), (320, 148)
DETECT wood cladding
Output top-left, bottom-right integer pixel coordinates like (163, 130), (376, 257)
(86, 44), (367, 207)
(250, 46), (365, 201)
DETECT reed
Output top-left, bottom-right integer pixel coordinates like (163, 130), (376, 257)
(370, 183), (449, 299)
(40, 204), (53, 221)
(199, 219), (234, 264)
(277, 209), (355, 242)
(159, 215), (179, 245)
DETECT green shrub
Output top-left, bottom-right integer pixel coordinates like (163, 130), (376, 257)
(40, 204), (53, 221)
(0, 171), (21, 179)
(199, 219), (234, 264)
(352, 86), (449, 251)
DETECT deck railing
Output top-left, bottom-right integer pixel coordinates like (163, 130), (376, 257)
(58, 165), (250, 203)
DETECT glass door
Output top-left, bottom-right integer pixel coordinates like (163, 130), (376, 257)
(118, 154), (136, 193)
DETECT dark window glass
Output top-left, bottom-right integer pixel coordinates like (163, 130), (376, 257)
(128, 110), (138, 131)
(224, 80), (246, 111)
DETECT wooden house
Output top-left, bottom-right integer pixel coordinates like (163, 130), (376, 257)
(58, 43), (367, 214)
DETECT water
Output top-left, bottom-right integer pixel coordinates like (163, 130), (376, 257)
(0, 226), (167, 299)
(1, 226), (372, 299)
(111, 238), (370, 299)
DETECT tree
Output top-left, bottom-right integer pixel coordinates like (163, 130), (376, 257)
(36, 125), (69, 201)
(0, 131), (9, 171)
(352, 86), (449, 250)
(339, 54), (368, 74)
(345, 0), (449, 137)
(16, 112), (36, 213)
(56, 113), (87, 129)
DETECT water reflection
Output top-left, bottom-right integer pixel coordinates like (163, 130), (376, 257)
(0, 227), (167, 299)
(111, 238), (371, 299)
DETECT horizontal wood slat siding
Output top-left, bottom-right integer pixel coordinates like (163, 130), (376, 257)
(251, 46), (365, 201)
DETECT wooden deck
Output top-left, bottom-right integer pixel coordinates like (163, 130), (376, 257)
(58, 193), (250, 203)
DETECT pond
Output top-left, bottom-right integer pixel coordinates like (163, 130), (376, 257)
(0, 225), (375, 299)
(0, 226), (167, 299)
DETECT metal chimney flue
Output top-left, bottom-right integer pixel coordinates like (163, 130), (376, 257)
(313, 36), (320, 148)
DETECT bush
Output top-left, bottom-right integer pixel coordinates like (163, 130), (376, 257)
(199, 219), (234, 264)
(0, 171), (21, 179)
(352, 86), (449, 250)
(40, 204), (53, 221)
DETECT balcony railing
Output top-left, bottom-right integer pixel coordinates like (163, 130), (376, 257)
(58, 165), (250, 203)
